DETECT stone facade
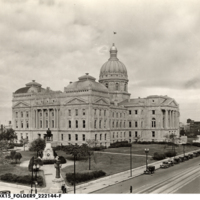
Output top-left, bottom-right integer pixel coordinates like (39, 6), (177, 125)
(12, 44), (180, 146)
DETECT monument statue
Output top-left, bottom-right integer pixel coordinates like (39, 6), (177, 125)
(45, 128), (53, 141)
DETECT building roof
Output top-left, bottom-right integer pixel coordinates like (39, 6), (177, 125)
(15, 87), (30, 94)
(65, 73), (108, 93)
(26, 80), (41, 87)
(99, 44), (128, 78)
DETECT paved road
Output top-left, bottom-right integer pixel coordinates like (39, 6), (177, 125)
(95, 151), (151, 157)
(92, 156), (200, 194)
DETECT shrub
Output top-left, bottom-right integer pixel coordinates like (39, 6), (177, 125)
(42, 159), (56, 165)
(7, 144), (14, 149)
(165, 151), (177, 157)
(66, 170), (106, 185)
(91, 146), (106, 151)
(58, 156), (66, 164)
(5, 155), (12, 160)
(14, 152), (22, 163)
(10, 150), (16, 159)
(109, 141), (131, 148)
(153, 152), (166, 160)
(192, 143), (200, 147)
(13, 143), (23, 147)
(0, 173), (43, 186)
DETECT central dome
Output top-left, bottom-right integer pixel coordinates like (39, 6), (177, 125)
(99, 44), (128, 80)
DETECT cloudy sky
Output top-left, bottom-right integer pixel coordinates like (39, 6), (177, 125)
(1, 0), (200, 124)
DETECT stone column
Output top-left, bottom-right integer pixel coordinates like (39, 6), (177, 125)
(36, 109), (38, 129)
(165, 109), (168, 128)
(57, 109), (59, 129)
(54, 108), (55, 129)
(48, 109), (50, 129)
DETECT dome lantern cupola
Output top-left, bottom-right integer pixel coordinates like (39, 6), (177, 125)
(109, 43), (118, 61)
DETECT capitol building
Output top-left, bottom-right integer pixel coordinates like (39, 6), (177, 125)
(12, 44), (180, 146)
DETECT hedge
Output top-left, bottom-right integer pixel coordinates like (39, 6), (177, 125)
(91, 146), (106, 151)
(42, 159), (56, 165)
(13, 143), (23, 147)
(0, 173), (43, 186)
(153, 152), (166, 160)
(109, 141), (131, 148)
(58, 156), (66, 164)
(165, 151), (177, 157)
(66, 170), (106, 185)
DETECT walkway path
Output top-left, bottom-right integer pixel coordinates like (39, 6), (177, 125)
(95, 151), (152, 157)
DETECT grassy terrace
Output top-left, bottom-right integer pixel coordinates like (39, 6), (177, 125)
(60, 143), (200, 185)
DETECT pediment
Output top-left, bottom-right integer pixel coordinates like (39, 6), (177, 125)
(94, 98), (109, 105)
(13, 101), (30, 108)
(169, 100), (178, 106)
(65, 97), (87, 105)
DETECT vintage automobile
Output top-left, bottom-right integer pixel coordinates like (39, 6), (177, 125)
(173, 157), (180, 164)
(144, 165), (155, 174)
(167, 160), (174, 166)
(179, 156), (184, 162)
(0, 191), (11, 194)
(188, 154), (193, 159)
(184, 155), (189, 160)
(160, 161), (170, 168)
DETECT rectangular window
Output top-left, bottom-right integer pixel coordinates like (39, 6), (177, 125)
(16, 121), (18, 128)
(26, 121), (29, 128)
(46, 120), (48, 128)
(75, 109), (78, 116)
(83, 109), (85, 116)
(135, 121), (138, 128)
(68, 134), (71, 141)
(21, 112), (23, 118)
(21, 133), (23, 139)
(99, 110), (101, 116)
(129, 110), (132, 115)
(94, 120), (96, 128)
(26, 111), (29, 118)
(82, 134), (85, 141)
(105, 134), (106, 140)
(16, 112), (18, 118)
(116, 113), (118, 118)
(26, 133), (28, 139)
(68, 110), (71, 116)
(129, 131), (131, 137)
(104, 120), (106, 128)
(83, 120), (85, 128)
(100, 134), (102, 140)
(94, 109), (96, 115)
(120, 113), (122, 118)
(52, 120), (54, 128)
(76, 120), (78, 128)
(95, 134), (97, 141)
(40, 120), (42, 128)
(69, 120), (71, 128)
(135, 110), (138, 115)
(75, 134), (78, 141)
(152, 110), (155, 115)
(113, 112), (114, 117)
(61, 134), (63, 141)
(135, 131), (138, 137)
(104, 110), (106, 116)
(152, 131), (155, 137)
(129, 121), (132, 128)
(21, 121), (23, 128)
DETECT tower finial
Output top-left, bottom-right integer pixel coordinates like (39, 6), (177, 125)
(109, 43), (118, 61)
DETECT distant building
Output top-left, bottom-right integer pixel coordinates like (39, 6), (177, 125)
(186, 119), (200, 136)
(12, 44), (180, 146)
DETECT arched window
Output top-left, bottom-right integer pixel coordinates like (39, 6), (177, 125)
(69, 120), (71, 128)
(116, 121), (118, 127)
(152, 118), (156, 127)
(113, 132), (115, 138)
(95, 134), (97, 141)
(105, 83), (108, 88)
(100, 134), (102, 140)
(112, 121), (114, 128)
(120, 121), (122, 128)
(116, 83), (119, 90)
(76, 120), (78, 128)
(105, 134), (107, 140)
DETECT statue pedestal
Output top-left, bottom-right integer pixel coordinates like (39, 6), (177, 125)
(50, 177), (65, 193)
(42, 142), (55, 160)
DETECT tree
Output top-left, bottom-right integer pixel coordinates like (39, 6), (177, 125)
(0, 128), (17, 143)
(10, 150), (16, 159)
(14, 152), (22, 163)
(29, 138), (46, 157)
(85, 139), (96, 170)
(0, 140), (10, 165)
(20, 137), (29, 151)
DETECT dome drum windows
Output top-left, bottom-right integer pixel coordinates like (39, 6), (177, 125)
(152, 118), (156, 128)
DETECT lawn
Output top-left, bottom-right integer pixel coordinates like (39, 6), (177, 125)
(0, 150), (45, 187)
(60, 143), (200, 186)
(103, 143), (200, 156)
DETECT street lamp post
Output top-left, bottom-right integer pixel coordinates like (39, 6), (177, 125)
(54, 159), (62, 178)
(182, 144), (185, 157)
(31, 159), (40, 194)
(144, 149), (149, 171)
(130, 143), (132, 177)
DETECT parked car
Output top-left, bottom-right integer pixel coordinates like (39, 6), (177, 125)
(167, 160), (174, 166)
(188, 154), (193, 159)
(160, 161), (170, 168)
(193, 152), (198, 157)
(144, 165), (155, 174)
(173, 157), (180, 164)
(179, 157), (184, 162)
(184, 155), (189, 160)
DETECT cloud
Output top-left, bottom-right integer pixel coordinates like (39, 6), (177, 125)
(1, 0), (200, 123)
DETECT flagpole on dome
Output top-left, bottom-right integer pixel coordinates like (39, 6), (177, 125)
(113, 31), (117, 46)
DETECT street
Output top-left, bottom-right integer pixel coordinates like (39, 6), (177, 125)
(92, 156), (200, 194)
